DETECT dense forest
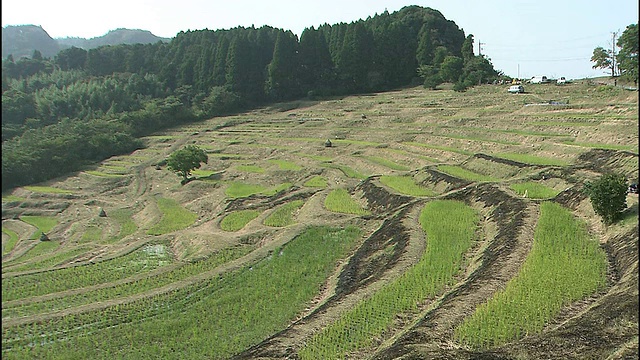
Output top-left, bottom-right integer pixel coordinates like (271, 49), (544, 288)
(1, 6), (501, 192)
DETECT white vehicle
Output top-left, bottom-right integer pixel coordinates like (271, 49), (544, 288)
(557, 77), (567, 84)
(530, 75), (549, 84)
(508, 85), (524, 93)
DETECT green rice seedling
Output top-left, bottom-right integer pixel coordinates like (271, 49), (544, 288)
(304, 176), (328, 188)
(220, 210), (261, 231)
(437, 165), (500, 182)
(531, 121), (599, 127)
(20, 216), (58, 240)
(261, 182), (293, 196)
(403, 141), (474, 155)
(363, 156), (410, 171)
(191, 169), (218, 177)
(490, 128), (567, 137)
(83, 170), (126, 178)
(2, 228), (19, 255)
(19, 241), (60, 260)
(4, 227), (361, 359)
(263, 200), (304, 227)
(146, 198), (198, 235)
(236, 164), (265, 173)
(463, 157), (523, 179)
(2, 245), (253, 318)
(80, 226), (103, 243)
(510, 182), (561, 199)
(2, 242), (172, 301)
(560, 140), (636, 152)
(299, 200), (477, 359)
(268, 159), (303, 170)
(333, 139), (381, 146)
(454, 202), (607, 348)
(298, 153), (333, 162)
(23, 186), (73, 194)
(321, 163), (368, 179)
(384, 148), (440, 163)
(324, 188), (371, 215)
(225, 182), (267, 198)
(99, 164), (128, 173)
(2, 246), (94, 273)
(493, 153), (569, 166)
(433, 133), (520, 145)
(379, 175), (436, 196)
(107, 208), (138, 242)
(2, 195), (25, 203)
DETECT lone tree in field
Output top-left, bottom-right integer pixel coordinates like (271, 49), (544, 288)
(583, 173), (628, 225)
(166, 145), (208, 184)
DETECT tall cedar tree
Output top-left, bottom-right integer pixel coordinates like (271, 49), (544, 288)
(299, 27), (334, 96)
(337, 21), (374, 93)
(265, 30), (300, 101)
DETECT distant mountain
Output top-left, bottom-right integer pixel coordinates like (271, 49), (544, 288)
(2, 25), (171, 59)
(57, 28), (171, 49)
(2, 25), (60, 59)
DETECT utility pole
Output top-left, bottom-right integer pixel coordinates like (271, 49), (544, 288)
(478, 41), (485, 56)
(611, 31), (618, 77)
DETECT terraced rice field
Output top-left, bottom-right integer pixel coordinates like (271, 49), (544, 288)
(2, 82), (638, 359)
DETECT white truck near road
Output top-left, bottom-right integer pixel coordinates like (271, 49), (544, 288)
(530, 75), (549, 84)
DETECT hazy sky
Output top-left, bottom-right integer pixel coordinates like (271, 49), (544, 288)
(2, 0), (638, 79)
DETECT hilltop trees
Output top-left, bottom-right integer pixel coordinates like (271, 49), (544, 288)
(591, 23), (638, 82)
(418, 34), (498, 91)
(1, 5), (501, 191)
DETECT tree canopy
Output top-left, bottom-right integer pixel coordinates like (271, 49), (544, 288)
(583, 173), (629, 225)
(166, 145), (208, 184)
(591, 23), (638, 82)
(616, 24), (638, 83)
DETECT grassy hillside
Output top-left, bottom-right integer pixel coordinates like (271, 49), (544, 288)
(2, 81), (638, 359)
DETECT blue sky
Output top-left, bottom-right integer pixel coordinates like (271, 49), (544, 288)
(2, 0), (638, 79)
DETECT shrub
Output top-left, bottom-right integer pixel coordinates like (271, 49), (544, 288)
(583, 173), (628, 225)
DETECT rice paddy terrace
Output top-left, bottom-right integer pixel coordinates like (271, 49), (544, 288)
(2, 82), (638, 359)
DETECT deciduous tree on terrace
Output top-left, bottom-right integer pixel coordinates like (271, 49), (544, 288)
(166, 145), (208, 185)
(583, 172), (628, 225)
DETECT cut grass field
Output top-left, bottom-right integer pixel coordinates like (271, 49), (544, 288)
(1, 81), (637, 360)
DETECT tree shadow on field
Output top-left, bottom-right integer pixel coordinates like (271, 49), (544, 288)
(619, 202), (638, 223)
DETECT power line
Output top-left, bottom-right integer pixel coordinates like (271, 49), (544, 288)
(498, 57), (592, 62)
